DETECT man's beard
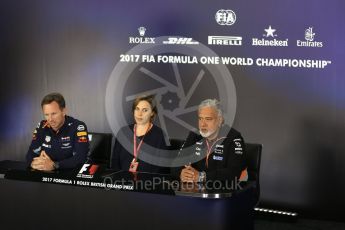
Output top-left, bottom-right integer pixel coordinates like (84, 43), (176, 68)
(200, 129), (216, 138)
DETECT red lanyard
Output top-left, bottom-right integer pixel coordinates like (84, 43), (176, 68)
(133, 123), (152, 160)
(205, 137), (226, 168)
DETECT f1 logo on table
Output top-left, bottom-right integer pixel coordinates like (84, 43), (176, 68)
(77, 163), (99, 179)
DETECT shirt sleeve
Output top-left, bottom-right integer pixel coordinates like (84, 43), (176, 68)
(205, 134), (246, 182)
(58, 122), (89, 169)
(26, 122), (44, 167)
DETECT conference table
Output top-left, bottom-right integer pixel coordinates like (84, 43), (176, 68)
(0, 160), (255, 230)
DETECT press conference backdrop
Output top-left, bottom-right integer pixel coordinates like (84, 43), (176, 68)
(0, 0), (344, 221)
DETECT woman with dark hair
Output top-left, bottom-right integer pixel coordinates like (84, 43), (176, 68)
(111, 95), (167, 173)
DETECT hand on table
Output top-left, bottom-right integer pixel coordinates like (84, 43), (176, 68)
(31, 151), (55, 171)
(180, 165), (199, 183)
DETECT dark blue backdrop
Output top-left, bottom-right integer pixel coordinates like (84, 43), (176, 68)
(0, 0), (344, 221)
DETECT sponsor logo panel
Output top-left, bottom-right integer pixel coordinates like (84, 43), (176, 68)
(297, 27), (323, 47)
(208, 36), (242, 46)
(129, 26), (155, 44)
(252, 26), (288, 47)
(215, 9), (236, 26)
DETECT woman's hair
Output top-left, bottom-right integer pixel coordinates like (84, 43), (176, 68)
(132, 95), (158, 122)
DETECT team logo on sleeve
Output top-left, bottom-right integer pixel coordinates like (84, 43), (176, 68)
(42, 143), (51, 148)
(77, 125), (85, 131)
(195, 146), (204, 156)
(33, 147), (41, 154)
(45, 136), (51, 142)
(61, 136), (71, 142)
(213, 155), (223, 161)
(61, 142), (72, 149)
(233, 139), (243, 154)
(78, 136), (88, 143)
(214, 144), (224, 154)
(32, 129), (37, 140)
(77, 131), (87, 137)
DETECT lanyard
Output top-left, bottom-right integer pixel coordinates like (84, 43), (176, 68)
(133, 123), (152, 160)
(205, 137), (226, 168)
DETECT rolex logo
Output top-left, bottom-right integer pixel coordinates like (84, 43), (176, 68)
(138, 27), (146, 36)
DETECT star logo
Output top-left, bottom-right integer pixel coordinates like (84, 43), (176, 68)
(264, 26), (277, 38)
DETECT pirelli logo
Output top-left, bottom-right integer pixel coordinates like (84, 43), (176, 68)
(208, 36), (242, 46)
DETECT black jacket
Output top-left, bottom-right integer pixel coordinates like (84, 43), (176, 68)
(111, 124), (168, 174)
(173, 126), (246, 182)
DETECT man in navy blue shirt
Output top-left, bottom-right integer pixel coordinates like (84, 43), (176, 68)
(26, 93), (89, 171)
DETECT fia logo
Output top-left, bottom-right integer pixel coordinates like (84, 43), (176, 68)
(215, 9), (236, 26)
